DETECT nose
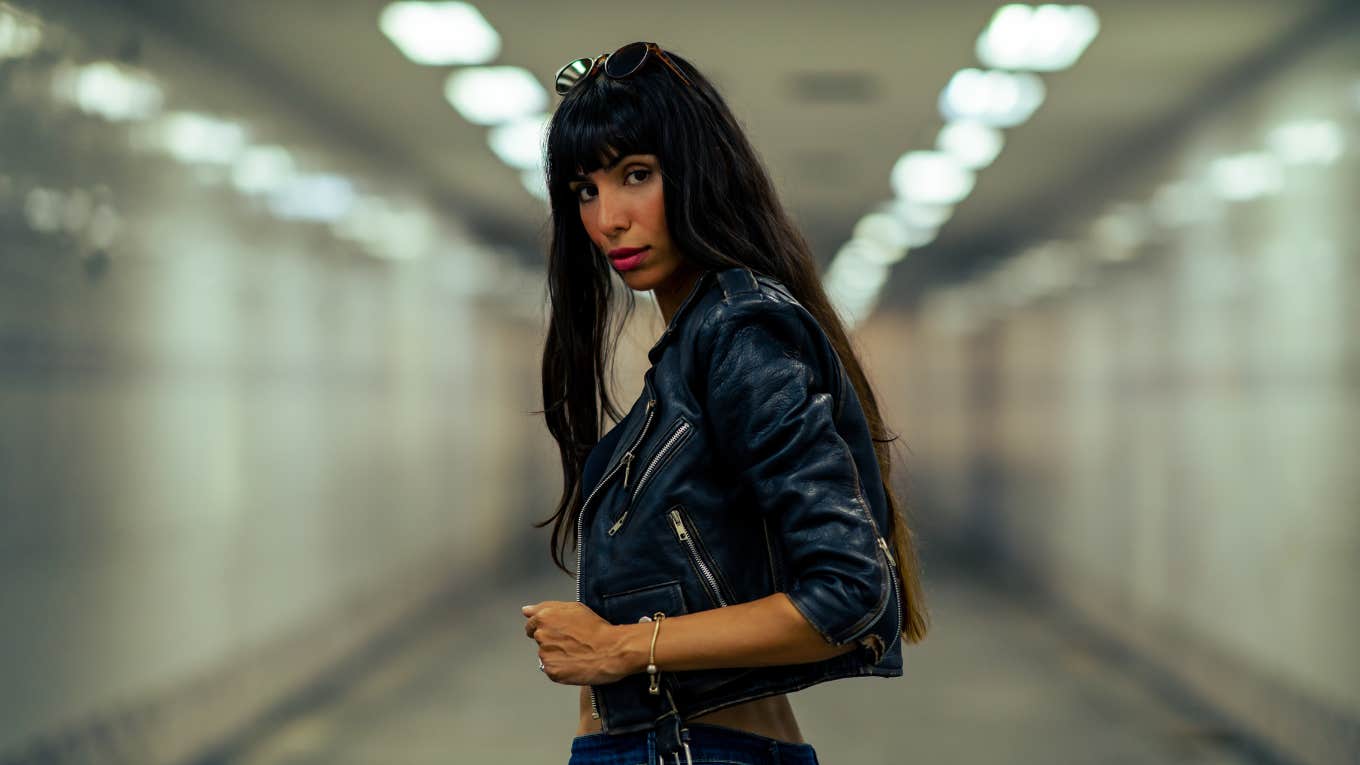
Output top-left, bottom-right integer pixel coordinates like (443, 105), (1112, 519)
(594, 186), (630, 238)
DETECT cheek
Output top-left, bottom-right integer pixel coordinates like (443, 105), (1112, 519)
(578, 208), (600, 244)
(645, 187), (668, 233)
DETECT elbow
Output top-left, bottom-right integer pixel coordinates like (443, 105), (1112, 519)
(784, 562), (890, 647)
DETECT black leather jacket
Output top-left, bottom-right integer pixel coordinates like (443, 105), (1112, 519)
(576, 267), (903, 742)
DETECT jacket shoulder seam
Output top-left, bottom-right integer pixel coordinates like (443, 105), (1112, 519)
(715, 267), (761, 302)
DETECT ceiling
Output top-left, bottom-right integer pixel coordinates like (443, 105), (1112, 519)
(114, 0), (1340, 308)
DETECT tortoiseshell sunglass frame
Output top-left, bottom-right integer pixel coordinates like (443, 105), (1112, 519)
(554, 41), (693, 96)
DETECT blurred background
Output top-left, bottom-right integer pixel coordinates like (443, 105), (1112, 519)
(1, 0), (1357, 763)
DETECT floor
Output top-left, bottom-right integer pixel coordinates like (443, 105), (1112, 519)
(212, 570), (1277, 765)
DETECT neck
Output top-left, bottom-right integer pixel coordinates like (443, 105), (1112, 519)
(654, 266), (704, 327)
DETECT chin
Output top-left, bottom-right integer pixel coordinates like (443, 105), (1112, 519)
(619, 269), (663, 292)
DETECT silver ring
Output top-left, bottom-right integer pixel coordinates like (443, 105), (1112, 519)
(537, 658), (545, 672)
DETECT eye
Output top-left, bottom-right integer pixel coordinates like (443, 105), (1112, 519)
(573, 184), (597, 203)
(625, 167), (651, 184)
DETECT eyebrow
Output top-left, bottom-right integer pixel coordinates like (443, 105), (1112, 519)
(569, 155), (647, 183)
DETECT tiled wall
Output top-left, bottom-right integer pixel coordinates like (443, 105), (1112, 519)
(0, 0), (556, 760)
(859, 19), (1360, 765)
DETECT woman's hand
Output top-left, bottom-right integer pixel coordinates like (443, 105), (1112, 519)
(522, 601), (637, 685)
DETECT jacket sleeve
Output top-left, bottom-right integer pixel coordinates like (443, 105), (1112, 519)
(696, 296), (889, 646)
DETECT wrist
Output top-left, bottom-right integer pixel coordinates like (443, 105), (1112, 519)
(612, 622), (653, 676)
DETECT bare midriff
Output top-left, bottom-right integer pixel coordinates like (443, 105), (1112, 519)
(576, 687), (805, 743)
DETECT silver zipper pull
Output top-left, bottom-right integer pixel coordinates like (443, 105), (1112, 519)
(607, 511), (629, 536)
(878, 536), (897, 568)
(669, 510), (689, 541)
(624, 400), (655, 489)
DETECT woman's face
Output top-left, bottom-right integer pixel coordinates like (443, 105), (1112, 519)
(569, 153), (690, 294)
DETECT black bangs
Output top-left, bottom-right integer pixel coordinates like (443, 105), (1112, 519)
(546, 78), (660, 194)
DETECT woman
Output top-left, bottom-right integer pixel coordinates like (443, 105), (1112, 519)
(522, 42), (929, 765)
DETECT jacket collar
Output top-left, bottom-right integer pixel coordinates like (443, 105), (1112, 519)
(587, 271), (714, 494)
(646, 269), (715, 365)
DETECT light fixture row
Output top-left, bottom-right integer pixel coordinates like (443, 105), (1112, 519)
(380, 2), (551, 201)
(825, 4), (1100, 328)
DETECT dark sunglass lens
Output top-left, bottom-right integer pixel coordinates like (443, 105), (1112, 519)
(604, 42), (649, 78)
(555, 57), (594, 95)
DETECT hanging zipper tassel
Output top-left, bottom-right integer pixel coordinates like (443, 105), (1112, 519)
(623, 400), (655, 489)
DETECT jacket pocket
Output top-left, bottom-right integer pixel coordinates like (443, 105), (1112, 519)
(600, 579), (688, 628)
(606, 417), (694, 537)
(667, 505), (736, 610)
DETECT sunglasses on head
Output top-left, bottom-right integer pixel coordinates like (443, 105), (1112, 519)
(554, 41), (693, 96)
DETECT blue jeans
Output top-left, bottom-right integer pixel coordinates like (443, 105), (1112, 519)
(568, 722), (820, 765)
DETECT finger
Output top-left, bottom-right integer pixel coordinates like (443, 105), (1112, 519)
(524, 615), (537, 639)
(521, 603), (535, 617)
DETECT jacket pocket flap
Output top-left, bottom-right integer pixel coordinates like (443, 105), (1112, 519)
(600, 580), (688, 625)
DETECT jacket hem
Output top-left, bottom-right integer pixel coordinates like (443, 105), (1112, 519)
(680, 663), (903, 722)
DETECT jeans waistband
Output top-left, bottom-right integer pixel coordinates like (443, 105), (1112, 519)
(574, 686), (818, 764)
(570, 722), (818, 761)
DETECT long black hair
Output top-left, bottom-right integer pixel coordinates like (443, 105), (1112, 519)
(534, 45), (927, 643)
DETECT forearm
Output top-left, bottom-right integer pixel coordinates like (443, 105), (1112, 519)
(611, 592), (858, 675)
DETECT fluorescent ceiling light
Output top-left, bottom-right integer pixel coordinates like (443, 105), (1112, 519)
(1008, 242), (1080, 299)
(1091, 203), (1147, 261)
(370, 206), (436, 259)
(445, 66), (547, 125)
(829, 250), (890, 294)
(488, 112), (550, 169)
(335, 194), (435, 259)
(939, 68), (1045, 128)
(53, 61), (164, 121)
(825, 257), (886, 329)
(24, 187), (64, 233)
(521, 168), (549, 201)
(851, 213), (911, 262)
(0, 6), (42, 60)
(936, 120), (1004, 169)
(379, 1), (500, 65)
(1149, 180), (1221, 227)
(159, 112), (248, 164)
(232, 145), (296, 195)
(878, 198), (954, 229)
(1207, 152), (1283, 201)
(88, 203), (121, 249)
(891, 151), (975, 206)
(1266, 119), (1344, 166)
(268, 173), (356, 222)
(977, 4), (1099, 72)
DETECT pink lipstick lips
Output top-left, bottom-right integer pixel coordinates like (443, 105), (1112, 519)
(608, 246), (650, 272)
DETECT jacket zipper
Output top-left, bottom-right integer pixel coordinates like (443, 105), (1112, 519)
(607, 419), (692, 536)
(826, 356), (896, 649)
(760, 517), (781, 591)
(576, 397), (655, 720)
(668, 507), (729, 608)
(578, 275), (704, 726)
(878, 535), (903, 657)
(831, 441), (894, 646)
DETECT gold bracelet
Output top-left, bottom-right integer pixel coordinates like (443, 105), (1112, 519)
(646, 611), (665, 695)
